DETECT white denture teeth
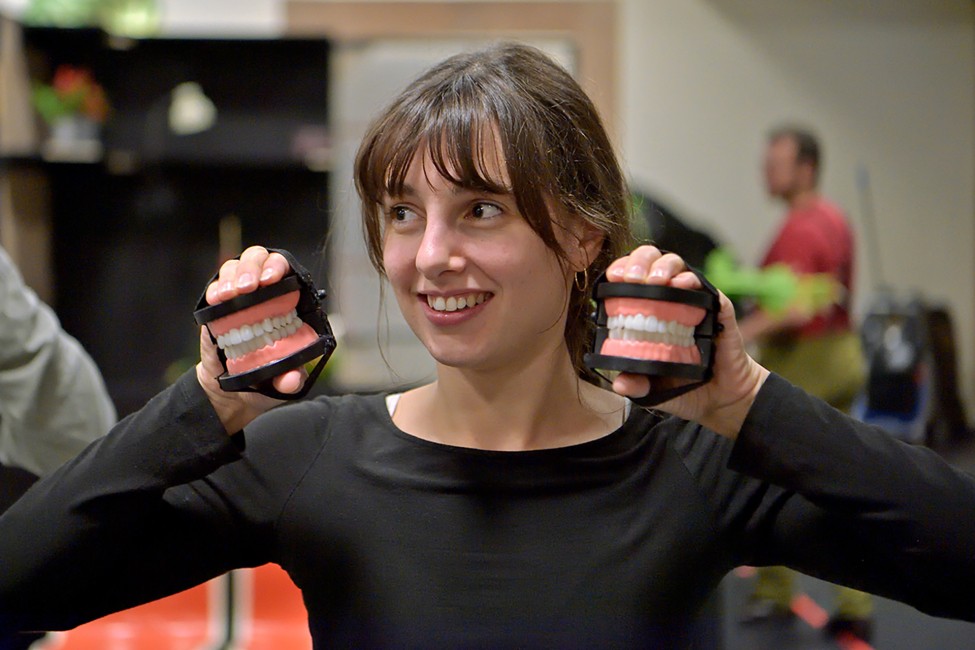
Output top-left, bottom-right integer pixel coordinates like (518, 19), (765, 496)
(217, 310), (304, 360)
(605, 314), (696, 347)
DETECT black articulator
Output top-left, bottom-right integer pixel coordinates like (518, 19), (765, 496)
(584, 269), (722, 407)
(194, 249), (336, 400)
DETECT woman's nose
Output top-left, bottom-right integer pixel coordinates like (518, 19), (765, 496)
(415, 219), (465, 277)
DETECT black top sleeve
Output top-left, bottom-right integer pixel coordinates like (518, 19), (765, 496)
(727, 373), (975, 621)
(0, 371), (261, 632)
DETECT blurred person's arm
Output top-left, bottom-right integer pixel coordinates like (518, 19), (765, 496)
(0, 246), (116, 477)
(738, 304), (810, 345)
(737, 222), (838, 345)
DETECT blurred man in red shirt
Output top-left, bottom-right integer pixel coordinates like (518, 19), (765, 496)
(739, 126), (872, 643)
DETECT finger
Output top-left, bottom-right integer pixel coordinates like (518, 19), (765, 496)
(670, 270), (703, 291)
(715, 291), (740, 336)
(645, 252), (687, 285)
(258, 252), (291, 287)
(611, 372), (650, 399)
(606, 254), (631, 282)
(205, 279), (222, 306)
(272, 368), (307, 395)
(234, 246), (271, 293)
(208, 259), (241, 305)
(621, 245), (664, 283)
(198, 326), (224, 384)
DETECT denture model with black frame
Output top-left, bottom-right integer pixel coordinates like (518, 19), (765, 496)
(583, 270), (722, 407)
(193, 250), (337, 400)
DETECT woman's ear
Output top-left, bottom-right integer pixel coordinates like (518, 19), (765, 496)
(573, 222), (605, 272)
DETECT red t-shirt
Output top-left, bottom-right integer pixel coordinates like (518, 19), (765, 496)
(760, 197), (854, 337)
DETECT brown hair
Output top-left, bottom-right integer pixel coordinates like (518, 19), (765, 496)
(354, 42), (634, 381)
(768, 124), (822, 184)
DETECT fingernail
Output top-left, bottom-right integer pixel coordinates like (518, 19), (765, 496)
(608, 266), (625, 279)
(220, 281), (233, 294)
(236, 273), (255, 289)
(624, 265), (644, 281)
(260, 268), (275, 281)
(650, 267), (667, 278)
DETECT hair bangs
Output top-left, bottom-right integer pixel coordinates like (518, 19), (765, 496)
(372, 101), (512, 201)
(425, 116), (512, 196)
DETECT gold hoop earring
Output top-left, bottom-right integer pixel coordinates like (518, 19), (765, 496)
(574, 268), (589, 293)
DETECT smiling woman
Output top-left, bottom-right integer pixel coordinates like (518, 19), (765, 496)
(1, 41), (974, 650)
(354, 44), (634, 383)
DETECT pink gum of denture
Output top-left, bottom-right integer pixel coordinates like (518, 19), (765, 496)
(600, 296), (706, 364)
(206, 290), (319, 375)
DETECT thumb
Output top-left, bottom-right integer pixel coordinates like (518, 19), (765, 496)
(272, 368), (307, 395)
(199, 326), (225, 386)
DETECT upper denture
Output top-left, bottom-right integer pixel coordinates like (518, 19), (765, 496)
(207, 291), (301, 336)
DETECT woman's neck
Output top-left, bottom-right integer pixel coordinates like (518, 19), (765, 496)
(393, 347), (626, 451)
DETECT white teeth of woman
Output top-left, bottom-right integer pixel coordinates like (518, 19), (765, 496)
(606, 314), (695, 346)
(427, 293), (487, 312)
(217, 309), (302, 360)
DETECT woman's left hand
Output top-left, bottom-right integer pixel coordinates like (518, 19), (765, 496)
(605, 245), (769, 438)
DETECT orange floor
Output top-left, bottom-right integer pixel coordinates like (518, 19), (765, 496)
(44, 564), (310, 650)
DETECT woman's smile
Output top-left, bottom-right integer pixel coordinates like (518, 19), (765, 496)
(419, 291), (494, 325)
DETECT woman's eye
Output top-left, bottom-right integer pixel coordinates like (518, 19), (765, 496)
(471, 203), (502, 220)
(390, 205), (418, 224)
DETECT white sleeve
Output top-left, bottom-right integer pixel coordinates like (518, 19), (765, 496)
(0, 246), (116, 476)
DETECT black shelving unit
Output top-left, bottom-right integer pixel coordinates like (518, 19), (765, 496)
(15, 26), (332, 416)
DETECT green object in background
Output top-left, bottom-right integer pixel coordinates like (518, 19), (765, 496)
(23, 0), (101, 27)
(23, 0), (161, 36)
(628, 193), (652, 244)
(704, 247), (840, 317)
(99, 0), (161, 37)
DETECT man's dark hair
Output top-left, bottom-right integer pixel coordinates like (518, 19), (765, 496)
(769, 125), (821, 181)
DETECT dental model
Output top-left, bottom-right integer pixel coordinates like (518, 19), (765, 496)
(584, 273), (721, 407)
(194, 253), (337, 400)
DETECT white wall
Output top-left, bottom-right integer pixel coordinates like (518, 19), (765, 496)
(157, 0), (281, 34)
(620, 0), (974, 420)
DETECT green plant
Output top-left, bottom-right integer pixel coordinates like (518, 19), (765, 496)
(31, 64), (110, 125)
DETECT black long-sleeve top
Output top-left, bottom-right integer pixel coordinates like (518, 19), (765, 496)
(1, 371), (973, 648)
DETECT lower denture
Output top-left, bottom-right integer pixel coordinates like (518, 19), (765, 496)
(226, 323), (319, 374)
(599, 339), (701, 364)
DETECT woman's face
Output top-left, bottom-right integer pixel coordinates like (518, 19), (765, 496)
(381, 145), (580, 374)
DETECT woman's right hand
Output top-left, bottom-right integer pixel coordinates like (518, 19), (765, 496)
(196, 246), (307, 434)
